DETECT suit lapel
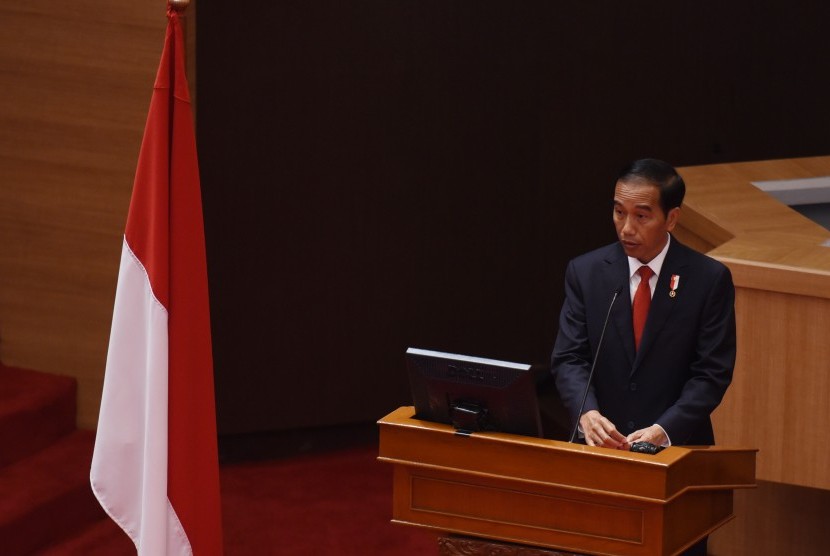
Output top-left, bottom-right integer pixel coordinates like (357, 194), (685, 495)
(604, 246), (636, 368)
(632, 239), (689, 374)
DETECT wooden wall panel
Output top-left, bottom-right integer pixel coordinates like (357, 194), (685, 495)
(677, 157), (830, 555)
(716, 288), (830, 488)
(0, 2), (167, 428)
(710, 481), (830, 556)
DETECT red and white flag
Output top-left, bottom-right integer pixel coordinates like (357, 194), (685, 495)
(90, 8), (223, 555)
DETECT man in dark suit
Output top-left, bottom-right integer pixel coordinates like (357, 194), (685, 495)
(551, 159), (736, 555)
(552, 158), (736, 450)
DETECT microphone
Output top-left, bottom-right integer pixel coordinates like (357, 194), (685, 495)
(568, 286), (622, 443)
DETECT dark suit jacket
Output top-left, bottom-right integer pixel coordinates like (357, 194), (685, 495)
(551, 237), (736, 445)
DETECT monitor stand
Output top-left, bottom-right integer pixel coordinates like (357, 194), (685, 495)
(450, 402), (487, 435)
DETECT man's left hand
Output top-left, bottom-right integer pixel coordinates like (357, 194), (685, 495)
(626, 425), (668, 447)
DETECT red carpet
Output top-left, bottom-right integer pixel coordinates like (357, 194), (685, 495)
(0, 363), (437, 555)
(37, 443), (439, 555)
(220, 445), (438, 555)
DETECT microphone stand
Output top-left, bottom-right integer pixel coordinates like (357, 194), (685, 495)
(568, 289), (620, 443)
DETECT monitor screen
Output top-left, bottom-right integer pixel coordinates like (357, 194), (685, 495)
(406, 347), (543, 437)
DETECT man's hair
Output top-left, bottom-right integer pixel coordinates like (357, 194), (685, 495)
(617, 158), (685, 215)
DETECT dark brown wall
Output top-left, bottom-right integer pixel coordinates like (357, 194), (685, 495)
(196, 2), (830, 435)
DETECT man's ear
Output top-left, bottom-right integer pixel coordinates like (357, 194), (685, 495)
(665, 206), (681, 232)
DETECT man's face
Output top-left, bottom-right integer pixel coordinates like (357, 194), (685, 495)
(613, 179), (679, 263)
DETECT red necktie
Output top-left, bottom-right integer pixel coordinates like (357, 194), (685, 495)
(632, 265), (654, 350)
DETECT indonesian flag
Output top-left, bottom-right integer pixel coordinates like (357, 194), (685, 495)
(90, 8), (223, 555)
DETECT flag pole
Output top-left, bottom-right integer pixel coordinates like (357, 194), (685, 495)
(168, 0), (197, 120)
(168, 1), (190, 49)
(168, 0), (190, 12)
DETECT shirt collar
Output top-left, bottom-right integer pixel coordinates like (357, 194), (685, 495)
(627, 233), (671, 279)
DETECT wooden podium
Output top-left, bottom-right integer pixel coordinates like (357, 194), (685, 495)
(378, 407), (756, 556)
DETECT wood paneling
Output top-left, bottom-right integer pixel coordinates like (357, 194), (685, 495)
(0, 2), (167, 428)
(676, 156), (830, 488)
(675, 156), (830, 554)
(710, 481), (830, 556)
(725, 289), (830, 487)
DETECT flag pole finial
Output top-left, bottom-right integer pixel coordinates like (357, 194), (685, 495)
(168, 0), (190, 12)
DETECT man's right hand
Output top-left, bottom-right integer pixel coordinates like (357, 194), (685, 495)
(580, 410), (628, 449)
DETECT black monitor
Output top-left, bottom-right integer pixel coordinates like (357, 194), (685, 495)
(406, 347), (543, 437)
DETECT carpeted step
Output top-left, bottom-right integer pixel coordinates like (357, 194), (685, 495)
(0, 430), (106, 556)
(0, 363), (76, 467)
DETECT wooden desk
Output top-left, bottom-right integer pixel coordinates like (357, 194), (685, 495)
(674, 156), (830, 554)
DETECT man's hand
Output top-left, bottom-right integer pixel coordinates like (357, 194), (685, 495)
(580, 410), (628, 449)
(626, 425), (668, 447)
